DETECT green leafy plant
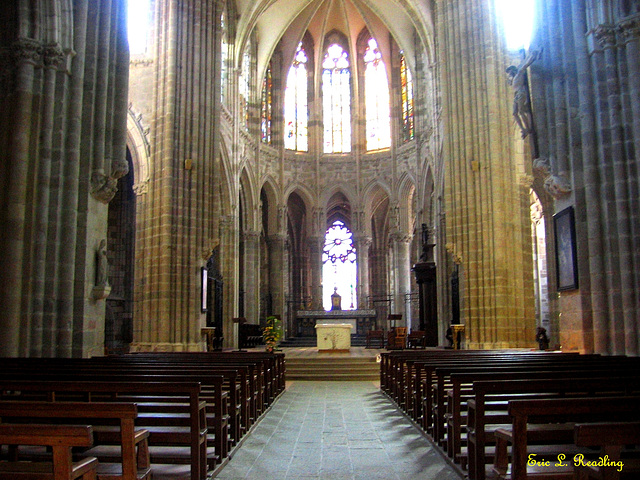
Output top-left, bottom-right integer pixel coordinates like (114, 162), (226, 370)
(262, 316), (282, 352)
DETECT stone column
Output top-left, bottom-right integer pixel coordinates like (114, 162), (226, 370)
(242, 229), (261, 324)
(353, 235), (372, 309)
(390, 233), (412, 328)
(0, 39), (40, 357)
(220, 215), (239, 349)
(439, 0), (535, 348)
(620, 17), (640, 355)
(267, 233), (287, 321)
(308, 236), (324, 310)
(30, 45), (66, 356)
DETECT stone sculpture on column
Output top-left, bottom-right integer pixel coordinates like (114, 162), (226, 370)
(506, 49), (541, 139)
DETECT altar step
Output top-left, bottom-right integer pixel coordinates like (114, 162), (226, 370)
(285, 356), (381, 381)
(279, 335), (368, 348)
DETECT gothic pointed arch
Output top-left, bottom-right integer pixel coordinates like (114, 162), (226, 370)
(126, 108), (151, 195)
(356, 27), (391, 151)
(284, 31), (314, 151)
(322, 29), (352, 153)
(397, 173), (417, 237)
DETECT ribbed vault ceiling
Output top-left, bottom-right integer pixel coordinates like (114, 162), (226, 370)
(235, 0), (435, 80)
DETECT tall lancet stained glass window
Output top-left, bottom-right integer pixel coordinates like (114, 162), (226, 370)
(240, 49), (251, 130)
(221, 10), (228, 103)
(261, 63), (273, 144)
(322, 44), (351, 153)
(322, 220), (357, 310)
(400, 52), (414, 142)
(284, 44), (308, 151)
(364, 38), (391, 150)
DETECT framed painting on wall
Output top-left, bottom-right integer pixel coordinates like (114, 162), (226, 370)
(201, 267), (208, 312)
(554, 206), (578, 291)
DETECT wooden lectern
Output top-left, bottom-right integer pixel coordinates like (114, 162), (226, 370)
(201, 327), (216, 352)
(233, 317), (247, 352)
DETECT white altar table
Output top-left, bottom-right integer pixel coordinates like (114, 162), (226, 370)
(315, 323), (353, 352)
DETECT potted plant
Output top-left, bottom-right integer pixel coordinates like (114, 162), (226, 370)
(262, 316), (282, 353)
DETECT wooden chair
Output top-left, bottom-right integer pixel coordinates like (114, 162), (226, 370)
(387, 327), (407, 350)
(365, 330), (385, 349)
(407, 330), (426, 349)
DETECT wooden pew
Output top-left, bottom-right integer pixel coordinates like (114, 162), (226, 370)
(466, 377), (640, 480)
(492, 397), (640, 480)
(574, 421), (640, 480)
(0, 370), (229, 467)
(415, 354), (627, 436)
(0, 424), (98, 480)
(0, 380), (209, 480)
(0, 356), (259, 450)
(416, 353), (594, 434)
(0, 401), (150, 480)
(441, 364), (640, 462)
(81, 355), (264, 432)
(110, 351), (285, 408)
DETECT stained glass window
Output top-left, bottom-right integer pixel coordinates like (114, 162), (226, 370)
(284, 44), (308, 151)
(240, 49), (251, 129)
(364, 38), (391, 151)
(221, 11), (228, 103)
(261, 63), (273, 144)
(322, 220), (357, 310)
(322, 44), (351, 153)
(323, 221), (357, 264)
(400, 52), (414, 142)
(127, 0), (150, 55)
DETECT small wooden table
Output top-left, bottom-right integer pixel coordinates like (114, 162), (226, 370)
(451, 324), (465, 349)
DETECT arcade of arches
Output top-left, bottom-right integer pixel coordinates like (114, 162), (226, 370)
(1, 0), (640, 358)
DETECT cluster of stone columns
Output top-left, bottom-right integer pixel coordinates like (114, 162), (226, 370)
(529, 0), (640, 355)
(131, 0), (226, 352)
(438, 0), (537, 349)
(0, 0), (130, 357)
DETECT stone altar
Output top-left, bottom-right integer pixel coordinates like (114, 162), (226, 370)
(315, 323), (353, 352)
(296, 309), (377, 336)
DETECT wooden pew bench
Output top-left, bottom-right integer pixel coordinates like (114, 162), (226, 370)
(429, 355), (639, 445)
(418, 355), (592, 436)
(0, 370), (230, 470)
(0, 401), (150, 480)
(0, 380), (209, 480)
(0, 424), (98, 480)
(574, 421), (640, 480)
(389, 351), (585, 431)
(442, 366), (640, 464)
(491, 397), (640, 480)
(0, 358), (254, 451)
(466, 378), (640, 480)
(106, 352), (281, 413)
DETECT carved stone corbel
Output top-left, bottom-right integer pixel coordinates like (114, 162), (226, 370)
(91, 172), (118, 204)
(533, 157), (552, 177)
(619, 15), (640, 44)
(533, 157), (572, 199)
(111, 158), (130, 180)
(13, 38), (42, 66)
(544, 175), (572, 198)
(42, 44), (65, 70)
(594, 24), (618, 50)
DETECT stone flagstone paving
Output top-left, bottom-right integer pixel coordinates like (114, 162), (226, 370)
(214, 381), (464, 480)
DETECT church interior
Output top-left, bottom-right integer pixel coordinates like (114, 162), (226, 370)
(2, 1), (640, 478)
(2, 0), (639, 357)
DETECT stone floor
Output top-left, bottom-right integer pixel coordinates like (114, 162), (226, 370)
(276, 346), (385, 358)
(213, 380), (464, 480)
